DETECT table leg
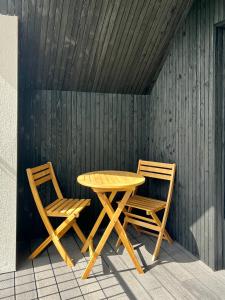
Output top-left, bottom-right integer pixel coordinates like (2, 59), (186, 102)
(82, 190), (143, 279)
(81, 191), (117, 253)
(99, 192), (144, 274)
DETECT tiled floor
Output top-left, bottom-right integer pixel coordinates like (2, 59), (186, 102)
(1, 227), (225, 299)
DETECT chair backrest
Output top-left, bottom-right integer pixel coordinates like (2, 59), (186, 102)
(26, 162), (63, 209)
(137, 160), (175, 181)
(26, 162), (63, 234)
(137, 160), (176, 203)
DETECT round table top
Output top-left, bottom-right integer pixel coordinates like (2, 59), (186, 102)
(77, 170), (145, 190)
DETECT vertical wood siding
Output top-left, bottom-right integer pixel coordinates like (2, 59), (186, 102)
(0, 0), (192, 94)
(18, 90), (147, 239)
(145, 0), (225, 269)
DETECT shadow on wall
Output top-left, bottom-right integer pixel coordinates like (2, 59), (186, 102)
(0, 156), (16, 181)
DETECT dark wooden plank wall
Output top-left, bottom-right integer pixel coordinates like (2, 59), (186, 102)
(144, 0), (225, 270)
(215, 26), (225, 271)
(0, 0), (192, 94)
(18, 90), (147, 240)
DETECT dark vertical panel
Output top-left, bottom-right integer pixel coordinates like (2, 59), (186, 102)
(51, 0), (71, 89)
(36, 0), (51, 88)
(146, 0), (225, 270)
(76, 92), (82, 198)
(19, 90), (146, 239)
(108, 93), (113, 169)
(1, 0), (194, 94)
(71, 92), (77, 196)
(215, 27), (225, 270)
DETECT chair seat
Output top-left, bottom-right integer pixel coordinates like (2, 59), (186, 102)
(45, 198), (91, 217)
(125, 195), (166, 213)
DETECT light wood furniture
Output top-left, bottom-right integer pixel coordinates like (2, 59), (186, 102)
(116, 160), (176, 261)
(27, 162), (92, 267)
(77, 170), (145, 279)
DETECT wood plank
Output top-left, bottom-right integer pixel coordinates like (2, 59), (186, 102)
(139, 165), (173, 175)
(111, 0), (155, 93)
(30, 163), (49, 174)
(51, 0), (71, 89)
(139, 171), (171, 181)
(33, 169), (51, 180)
(59, 0), (84, 89)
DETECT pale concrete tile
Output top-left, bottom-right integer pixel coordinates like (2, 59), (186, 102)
(83, 289), (106, 300)
(55, 272), (74, 284)
(15, 290), (37, 300)
(37, 284), (58, 298)
(0, 287), (14, 298)
(34, 269), (54, 281)
(0, 272), (14, 282)
(32, 253), (52, 273)
(60, 287), (83, 300)
(15, 264), (34, 278)
(1, 296), (15, 300)
(50, 260), (67, 269)
(15, 255), (33, 278)
(58, 279), (78, 292)
(47, 247), (67, 269)
(0, 278), (14, 289)
(79, 281), (102, 294)
(53, 266), (72, 277)
(15, 273), (35, 286)
(108, 294), (129, 300)
(39, 292), (61, 300)
(36, 277), (56, 289)
(15, 281), (36, 294)
(76, 275), (97, 287)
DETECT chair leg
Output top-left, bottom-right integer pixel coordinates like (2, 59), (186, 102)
(29, 217), (73, 260)
(29, 236), (52, 259)
(52, 236), (74, 267)
(151, 210), (171, 261)
(151, 212), (173, 245)
(152, 229), (164, 261)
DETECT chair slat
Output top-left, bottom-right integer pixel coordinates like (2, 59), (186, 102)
(125, 217), (160, 232)
(139, 165), (173, 175)
(139, 160), (173, 169)
(31, 163), (50, 174)
(127, 196), (166, 209)
(60, 199), (77, 214)
(66, 199), (86, 216)
(45, 198), (62, 210)
(46, 199), (91, 217)
(139, 171), (171, 180)
(68, 199), (91, 216)
(124, 211), (157, 224)
(50, 198), (68, 213)
(33, 169), (51, 180)
(35, 174), (51, 186)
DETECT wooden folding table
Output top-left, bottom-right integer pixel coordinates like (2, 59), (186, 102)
(77, 170), (145, 279)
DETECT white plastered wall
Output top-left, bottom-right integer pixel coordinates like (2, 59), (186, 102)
(0, 14), (18, 273)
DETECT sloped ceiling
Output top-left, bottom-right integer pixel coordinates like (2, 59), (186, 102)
(0, 0), (193, 94)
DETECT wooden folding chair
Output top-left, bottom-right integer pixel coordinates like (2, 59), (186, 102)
(116, 160), (176, 261)
(27, 162), (92, 267)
